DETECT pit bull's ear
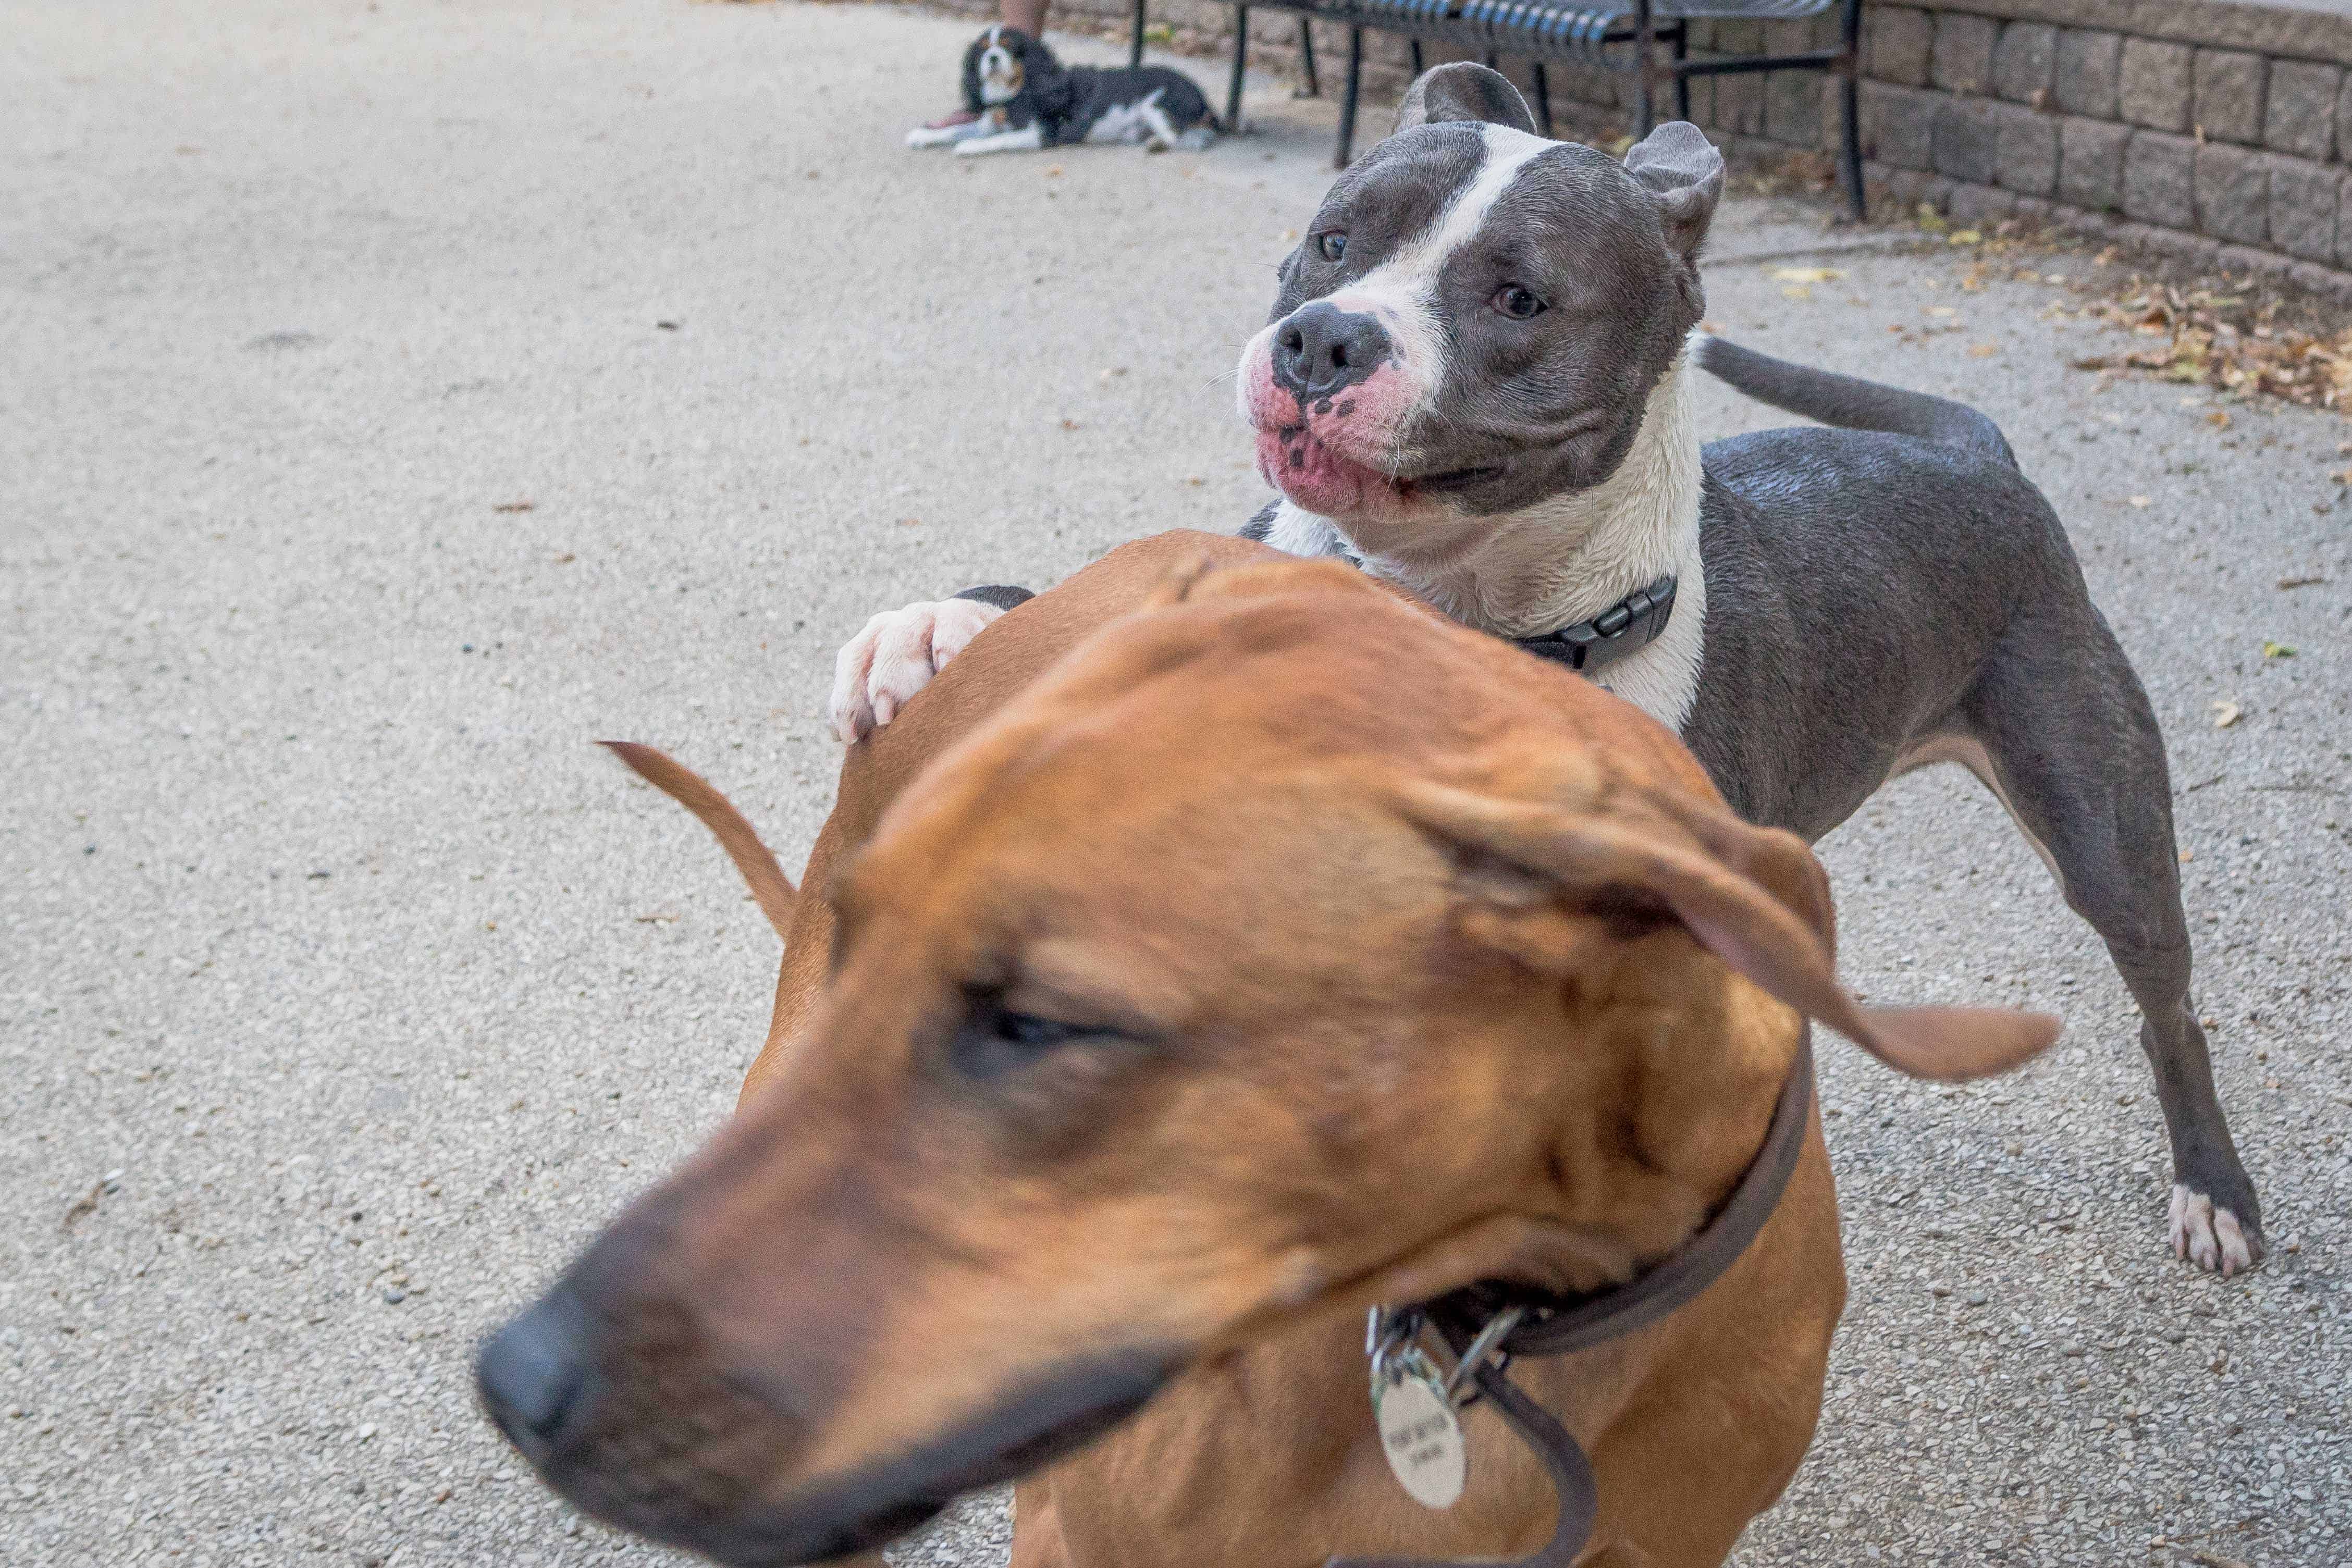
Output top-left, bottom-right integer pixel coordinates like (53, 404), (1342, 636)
(1623, 121), (1724, 263)
(1394, 63), (1538, 137)
(1396, 781), (2061, 1083)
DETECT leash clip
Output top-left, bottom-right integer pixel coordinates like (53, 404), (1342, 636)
(1366, 1306), (1433, 1389)
(1442, 1305), (1524, 1405)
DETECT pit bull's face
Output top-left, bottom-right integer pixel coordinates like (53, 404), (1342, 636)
(477, 561), (2055, 1567)
(1235, 66), (1724, 552)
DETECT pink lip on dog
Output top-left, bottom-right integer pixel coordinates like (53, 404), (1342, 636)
(1240, 337), (1423, 517)
(1253, 425), (1408, 516)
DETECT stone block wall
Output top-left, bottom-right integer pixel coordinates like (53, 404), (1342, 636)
(980, 0), (2352, 293)
(1836, 3), (2352, 295)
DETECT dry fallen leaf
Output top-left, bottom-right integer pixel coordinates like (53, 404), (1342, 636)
(1768, 266), (1843, 285)
(492, 500), (534, 513)
(1043, 164), (1064, 177)
(2278, 574), (2328, 589)
(2262, 640), (2297, 659)
(2127, 495), (2151, 508)
(1967, 342), (1999, 359)
(1927, 306), (1958, 319)
(1060, 418), (1081, 431)
(2177, 849), (2194, 863)
(1948, 229), (1983, 245)
(1781, 285), (1812, 301)
(2211, 700), (2242, 728)
(2205, 409), (2232, 429)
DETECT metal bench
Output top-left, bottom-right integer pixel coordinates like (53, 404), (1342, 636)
(1123, 0), (1863, 217)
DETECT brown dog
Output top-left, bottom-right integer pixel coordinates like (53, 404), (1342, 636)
(478, 532), (2058, 1568)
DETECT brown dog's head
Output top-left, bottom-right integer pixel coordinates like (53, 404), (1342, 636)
(477, 558), (2056, 1566)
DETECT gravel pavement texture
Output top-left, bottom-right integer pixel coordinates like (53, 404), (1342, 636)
(5, 2), (2348, 1565)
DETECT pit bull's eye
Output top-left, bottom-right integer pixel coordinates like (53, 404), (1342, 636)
(1316, 232), (1346, 262)
(949, 993), (1105, 1080)
(1494, 286), (1546, 320)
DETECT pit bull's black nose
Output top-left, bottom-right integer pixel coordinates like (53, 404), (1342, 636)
(1273, 302), (1392, 403)
(477, 1287), (596, 1461)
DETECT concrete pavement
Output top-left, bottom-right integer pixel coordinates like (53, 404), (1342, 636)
(4, 2), (2347, 1565)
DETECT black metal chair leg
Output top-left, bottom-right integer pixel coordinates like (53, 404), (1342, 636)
(1227, 4), (1249, 130)
(1297, 16), (1320, 97)
(1632, 0), (1654, 135)
(1130, 0), (1146, 68)
(1838, 0), (1865, 218)
(1671, 21), (1690, 121)
(1531, 60), (1553, 138)
(1483, 48), (1499, 69)
(1335, 24), (1363, 168)
(1410, 39), (1424, 78)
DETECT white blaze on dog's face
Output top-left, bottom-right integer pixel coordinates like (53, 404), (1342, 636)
(968, 23), (1026, 106)
(1234, 65), (1723, 551)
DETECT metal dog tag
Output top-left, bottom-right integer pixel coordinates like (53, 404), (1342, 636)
(1373, 1366), (1467, 1510)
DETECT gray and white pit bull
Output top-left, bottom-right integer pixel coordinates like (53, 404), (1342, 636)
(831, 64), (2260, 1273)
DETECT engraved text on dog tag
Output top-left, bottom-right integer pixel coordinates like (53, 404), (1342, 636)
(1373, 1369), (1467, 1510)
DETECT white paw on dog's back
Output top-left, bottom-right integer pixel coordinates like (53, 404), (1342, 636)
(830, 598), (1005, 744)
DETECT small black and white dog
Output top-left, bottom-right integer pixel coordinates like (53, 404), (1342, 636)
(906, 26), (1216, 156)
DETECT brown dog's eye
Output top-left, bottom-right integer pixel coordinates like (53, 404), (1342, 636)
(1493, 285), (1546, 319)
(1316, 232), (1346, 263)
(949, 993), (1107, 1080)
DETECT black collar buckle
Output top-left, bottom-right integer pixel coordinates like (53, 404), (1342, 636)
(1514, 575), (1678, 676)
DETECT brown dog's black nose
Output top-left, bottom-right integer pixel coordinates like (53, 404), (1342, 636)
(477, 1287), (596, 1461)
(1273, 302), (1391, 403)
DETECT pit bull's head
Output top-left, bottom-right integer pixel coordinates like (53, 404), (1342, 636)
(1236, 65), (1723, 554)
(477, 558), (2053, 1566)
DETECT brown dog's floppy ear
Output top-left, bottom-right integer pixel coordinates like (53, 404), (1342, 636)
(601, 742), (797, 943)
(1395, 63), (1539, 137)
(1395, 780), (2061, 1082)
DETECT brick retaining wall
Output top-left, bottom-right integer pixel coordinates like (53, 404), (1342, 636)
(989, 0), (2352, 297)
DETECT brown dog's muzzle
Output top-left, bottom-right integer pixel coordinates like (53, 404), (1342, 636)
(477, 1160), (1177, 1566)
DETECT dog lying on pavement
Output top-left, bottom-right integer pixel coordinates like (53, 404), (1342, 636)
(837, 64), (2261, 1274)
(907, 26), (1217, 157)
(481, 537), (2059, 1568)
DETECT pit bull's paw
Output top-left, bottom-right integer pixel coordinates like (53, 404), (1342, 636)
(829, 598), (1004, 745)
(2169, 1184), (2260, 1277)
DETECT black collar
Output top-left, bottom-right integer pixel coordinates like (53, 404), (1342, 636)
(1512, 575), (1678, 676)
(1334, 1027), (1814, 1568)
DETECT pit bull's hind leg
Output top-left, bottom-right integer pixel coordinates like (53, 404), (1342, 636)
(1948, 600), (2260, 1274)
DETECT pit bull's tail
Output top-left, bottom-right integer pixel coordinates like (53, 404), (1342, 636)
(1695, 335), (2017, 468)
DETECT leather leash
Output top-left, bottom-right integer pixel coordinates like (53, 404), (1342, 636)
(1332, 1027), (1815, 1568)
